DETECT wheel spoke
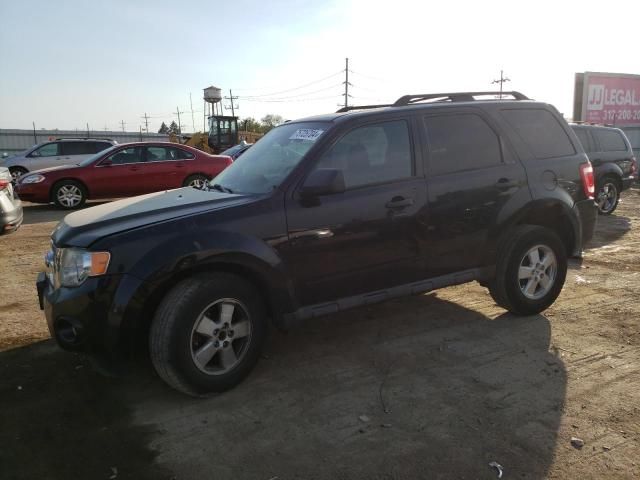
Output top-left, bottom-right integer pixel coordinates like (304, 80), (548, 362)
(220, 302), (235, 324)
(193, 340), (218, 368)
(524, 278), (539, 297)
(541, 253), (554, 269)
(219, 346), (238, 368)
(528, 248), (540, 265)
(232, 320), (250, 338)
(195, 315), (217, 337)
(539, 275), (552, 291)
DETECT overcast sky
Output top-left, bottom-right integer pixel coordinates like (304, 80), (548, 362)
(1, 0), (638, 133)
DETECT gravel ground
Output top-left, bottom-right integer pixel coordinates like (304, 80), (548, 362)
(0, 190), (638, 479)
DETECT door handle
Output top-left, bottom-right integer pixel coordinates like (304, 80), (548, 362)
(176, 163), (185, 168)
(494, 178), (519, 189)
(129, 166), (139, 171)
(385, 197), (414, 209)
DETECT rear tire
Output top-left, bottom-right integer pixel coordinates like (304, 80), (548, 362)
(488, 225), (567, 315)
(52, 180), (86, 209)
(183, 174), (209, 189)
(596, 175), (620, 215)
(149, 273), (267, 396)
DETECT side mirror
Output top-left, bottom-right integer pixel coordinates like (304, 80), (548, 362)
(300, 168), (346, 197)
(100, 159), (113, 167)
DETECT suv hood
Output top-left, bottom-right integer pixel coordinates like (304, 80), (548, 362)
(52, 188), (253, 247)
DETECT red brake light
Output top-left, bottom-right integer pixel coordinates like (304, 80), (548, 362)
(0, 179), (9, 190)
(631, 157), (637, 176)
(579, 163), (595, 199)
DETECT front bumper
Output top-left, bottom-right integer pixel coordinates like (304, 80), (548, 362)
(37, 271), (145, 368)
(14, 182), (51, 203)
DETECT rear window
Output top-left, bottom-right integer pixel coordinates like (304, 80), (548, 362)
(594, 129), (628, 152)
(501, 108), (575, 159)
(572, 128), (594, 153)
(423, 113), (502, 175)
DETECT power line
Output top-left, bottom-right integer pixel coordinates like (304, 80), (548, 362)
(238, 70), (343, 98)
(240, 83), (342, 101)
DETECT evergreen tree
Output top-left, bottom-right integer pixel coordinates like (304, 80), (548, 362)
(158, 122), (169, 134)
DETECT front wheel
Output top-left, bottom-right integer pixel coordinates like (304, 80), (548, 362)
(52, 180), (86, 209)
(183, 174), (209, 189)
(149, 273), (267, 396)
(596, 176), (620, 215)
(488, 225), (567, 315)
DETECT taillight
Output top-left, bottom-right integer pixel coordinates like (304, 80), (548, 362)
(579, 162), (595, 199)
(631, 157), (637, 177)
(0, 179), (9, 190)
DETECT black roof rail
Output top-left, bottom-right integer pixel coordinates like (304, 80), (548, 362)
(336, 103), (392, 113)
(393, 91), (530, 106)
(54, 137), (116, 141)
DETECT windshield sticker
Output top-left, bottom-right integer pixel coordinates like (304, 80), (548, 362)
(289, 129), (324, 141)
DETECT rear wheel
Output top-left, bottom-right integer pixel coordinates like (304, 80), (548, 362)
(149, 273), (267, 396)
(488, 225), (567, 315)
(596, 176), (620, 215)
(9, 167), (28, 182)
(183, 174), (209, 189)
(52, 180), (86, 209)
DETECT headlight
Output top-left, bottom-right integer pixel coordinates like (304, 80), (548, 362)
(56, 248), (111, 287)
(21, 174), (45, 184)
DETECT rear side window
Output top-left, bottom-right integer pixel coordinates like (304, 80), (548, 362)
(573, 128), (594, 153)
(423, 113), (502, 175)
(594, 129), (627, 152)
(175, 148), (195, 159)
(501, 109), (575, 159)
(61, 142), (94, 155)
(93, 142), (113, 153)
(314, 120), (413, 189)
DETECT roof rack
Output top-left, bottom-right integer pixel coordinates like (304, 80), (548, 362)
(54, 137), (115, 141)
(335, 91), (530, 113)
(393, 91), (529, 106)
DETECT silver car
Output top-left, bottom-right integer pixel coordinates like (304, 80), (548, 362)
(2, 138), (116, 181)
(0, 167), (22, 234)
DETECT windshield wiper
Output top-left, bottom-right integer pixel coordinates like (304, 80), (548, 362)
(209, 183), (233, 194)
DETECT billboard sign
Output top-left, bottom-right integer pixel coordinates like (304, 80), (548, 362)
(581, 72), (640, 125)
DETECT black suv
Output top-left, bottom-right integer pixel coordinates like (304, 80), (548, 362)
(37, 91), (598, 396)
(570, 124), (637, 214)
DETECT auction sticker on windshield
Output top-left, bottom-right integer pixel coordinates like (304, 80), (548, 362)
(289, 129), (324, 141)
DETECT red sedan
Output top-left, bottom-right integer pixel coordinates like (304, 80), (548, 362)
(15, 142), (232, 209)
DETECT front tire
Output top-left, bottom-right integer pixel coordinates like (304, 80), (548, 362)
(183, 174), (209, 189)
(596, 176), (620, 215)
(52, 180), (86, 209)
(488, 225), (567, 315)
(149, 273), (267, 396)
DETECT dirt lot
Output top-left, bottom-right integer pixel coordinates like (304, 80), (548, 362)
(0, 192), (639, 479)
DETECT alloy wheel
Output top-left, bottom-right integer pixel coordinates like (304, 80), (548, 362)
(597, 182), (617, 213)
(189, 298), (252, 375)
(56, 185), (83, 208)
(518, 245), (557, 300)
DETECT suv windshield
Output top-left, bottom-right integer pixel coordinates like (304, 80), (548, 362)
(212, 122), (330, 194)
(77, 145), (117, 166)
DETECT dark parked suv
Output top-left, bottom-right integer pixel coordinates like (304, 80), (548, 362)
(37, 91), (598, 395)
(570, 124), (637, 214)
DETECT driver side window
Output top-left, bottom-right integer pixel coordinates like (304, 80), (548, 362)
(31, 143), (59, 157)
(314, 120), (413, 189)
(106, 147), (144, 165)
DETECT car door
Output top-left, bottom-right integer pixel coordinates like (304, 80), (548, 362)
(142, 146), (185, 192)
(26, 142), (62, 170)
(91, 146), (147, 198)
(282, 118), (428, 306)
(421, 110), (529, 277)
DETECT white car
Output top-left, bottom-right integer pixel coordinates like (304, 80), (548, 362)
(0, 167), (22, 235)
(3, 138), (116, 181)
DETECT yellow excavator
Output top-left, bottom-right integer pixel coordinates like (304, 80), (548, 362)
(168, 131), (213, 154)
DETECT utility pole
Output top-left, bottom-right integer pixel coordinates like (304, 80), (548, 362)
(141, 113), (150, 134)
(343, 57), (352, 109)
(492, 70), (511, 99)
(86, 123), (90, 137)
(32, 121), (37, 144)
(175, 107), (185, 134)
(189, 93), (196, 133)
(104, 124), (108, 132)
(224, 89), (239, 117)
(120, 120), (126, 132)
